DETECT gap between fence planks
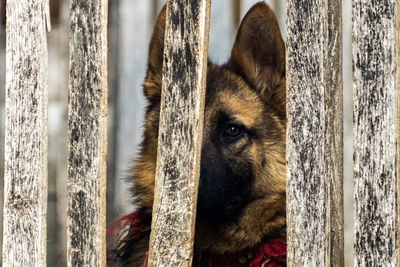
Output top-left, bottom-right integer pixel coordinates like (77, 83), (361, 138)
(67, 0), (108, 266)
(147, 0), (210, 266)
(3, 0), (50, 266)
(353, 1), (400, 265)
(286, 1), (343, 266)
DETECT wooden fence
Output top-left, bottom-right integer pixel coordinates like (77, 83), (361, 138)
(286, 1), (343, 265)
(1, 0), (398, 266)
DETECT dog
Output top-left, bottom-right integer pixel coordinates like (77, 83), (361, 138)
(110, 2), (286, 266)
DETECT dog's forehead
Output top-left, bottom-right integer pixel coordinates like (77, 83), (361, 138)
(206, 65), (259, 101)
(204, 65), (264, 125)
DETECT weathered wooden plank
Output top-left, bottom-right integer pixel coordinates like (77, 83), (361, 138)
(3, 0), (50, 266)
(0, 27), (6, 265)
(147, 1), (210, 266)
(67, 0), (108, 266)
(353, 1), (399, 265)
(286, 0), (343, 266)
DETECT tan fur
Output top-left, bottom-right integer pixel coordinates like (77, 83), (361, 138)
(195, 67), (286, 252)
(216, 73), (263, 127)
(196, 195), (285, 253)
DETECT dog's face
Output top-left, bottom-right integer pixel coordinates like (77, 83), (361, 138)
(197, 63), (286, 223)
(131, 2), (286, 253)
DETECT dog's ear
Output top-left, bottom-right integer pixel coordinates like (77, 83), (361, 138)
(143, 5), (167, 103)
(229, 2), (285, 110)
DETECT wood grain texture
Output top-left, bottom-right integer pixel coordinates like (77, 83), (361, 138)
(353, 1), (399, 265)
(147, 0), (210, 266)
(286, 0), (343, 266)
(67, 0), (108, 266)
(3, 1), (50, 266)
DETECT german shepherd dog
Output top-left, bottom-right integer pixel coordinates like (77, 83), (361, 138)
(114, 1), (286, 266)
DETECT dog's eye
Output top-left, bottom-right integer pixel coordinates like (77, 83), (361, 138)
(225, 125), (242, 137)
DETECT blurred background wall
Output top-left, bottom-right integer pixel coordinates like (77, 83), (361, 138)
(0, 0), (353, 265)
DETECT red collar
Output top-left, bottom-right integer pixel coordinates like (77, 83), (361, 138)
(107, 212), (286, 267)
(193, 238), (286, 267)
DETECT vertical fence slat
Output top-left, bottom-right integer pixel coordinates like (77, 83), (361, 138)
(286, 1), (343, 266)
(353, 1), (399, 265)
(67, 0), (108, 266)
(3, 1), (49, 266)
(147, 0), (210, 266)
